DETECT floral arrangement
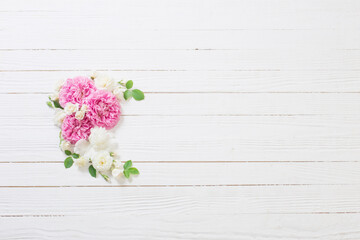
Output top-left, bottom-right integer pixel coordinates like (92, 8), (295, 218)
(46, 72), (144, 182)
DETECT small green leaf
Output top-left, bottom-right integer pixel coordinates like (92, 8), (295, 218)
(72, 153), (80, 159)
(132, 89), (145, 101)
(46, 101), (53, 108)
(123, 160), (132, 170)
(124, 90), (132, 100)
(64, 157), (74, 168)
(89, 165), (96, 178)
(53, 100), (63, 109)
(126, 80), (133, 89)
(128, 167), (140, 175)
(123, 170), (130, 178)
(64, 150), (72, 156)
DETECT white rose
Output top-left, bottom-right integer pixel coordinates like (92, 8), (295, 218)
(80, 104), (88, 112)
(113, 88), (125, 102)
(112, 168), (122, 177)
(60, 141), (74, 153)
(94, 73), (116, 92)
(75, 156), (88, 167)
(92, 150), (113, 172)
(54, 79), (65, 92)
(75, 110), (85, 120)
(50, 92), (59, 101)
(64, 103), (79, 115)
(89, 127), (118, 152)
(54, 109), (66, 127)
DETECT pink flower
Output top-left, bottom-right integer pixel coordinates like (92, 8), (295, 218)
(84, 90), (121, 129)
(61, 115), (93, 144)
(59, 76), (96, 108)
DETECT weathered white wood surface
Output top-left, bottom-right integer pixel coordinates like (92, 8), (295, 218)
(1, 0), (360, 239)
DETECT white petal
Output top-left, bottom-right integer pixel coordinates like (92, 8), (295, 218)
(74, 139), (90, 156)
(112, 168), (122, 177)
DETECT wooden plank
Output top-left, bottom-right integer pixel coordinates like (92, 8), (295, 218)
(1, 29), (360, 50)
(1, 0), (359, 30)
(1, 214), (360, 240)
(3, 93), (360, 117)
(1, 162), (360, 186)
(1, 49), (360, 71)
(1, 70), (360, 93)
(1, 115), (360, 162)
(1, 186), (360, 215)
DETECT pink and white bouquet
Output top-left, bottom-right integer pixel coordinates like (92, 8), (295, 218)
(46, 72), (144, 182)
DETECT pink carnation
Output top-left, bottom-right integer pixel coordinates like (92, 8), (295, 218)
(61, 115), (93, 144)
(59, 76), (96, 107)
(84, 90), (121, 129)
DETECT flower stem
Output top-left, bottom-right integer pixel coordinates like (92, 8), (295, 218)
(99, 172), (111, 182)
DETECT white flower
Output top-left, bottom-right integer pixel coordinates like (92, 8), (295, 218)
(80, 104), (88, 112)
(112, 168), (122, 177)
(64, 103), (79, 115)
(74, 104), (88, 120)
(74, 139), (93, 158)
(94, 72), (116, 92)
(54, 79), (65, 92)
(54, 109), (66, 127)
(75, 156), (88, 167)
(74, 127), (118, 165)
(113, 88), (125, 101)
(113, 159), (122, 168)
(89, 127), (118, 152)
(60, 141), (74, 152)
(50, 92), (59, 101)
(75, 110), (85, 120)
(92, 150), (113, 172)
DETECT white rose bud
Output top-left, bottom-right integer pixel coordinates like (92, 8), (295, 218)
(75, 110), (85, 120)
(90, 71), (99, 80)
(113, 88), (125, 102)
(64, 103), (79, 115)
(50, 92), (59, 101)
(112, 168), (122, 177)
(60, 141), (74, 152)
(54, 79), (65, 92)
(54, 109), (66, 127)
(113, 159), (122, 168)
(75, 156), (87, 167)
(80, 104), (88, 112)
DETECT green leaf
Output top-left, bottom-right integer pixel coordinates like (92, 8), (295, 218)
(64, 150), (72, 156)
(132, 89), (145, 101)
(126, 80), (133, 89)
(123, 160), (132, 170)
(123, 170), (130, 178)
(72, 153), (80, 159)
(53, 100), (63, 109)
(46, 101), (53, 108)
(124, 90), (132, 100)
(64, 157), (74, 168)
(128, 167), (140, 175)
(89, 165), (96, 178)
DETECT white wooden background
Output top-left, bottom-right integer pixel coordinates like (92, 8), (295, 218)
(1, 0), (360, 239)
